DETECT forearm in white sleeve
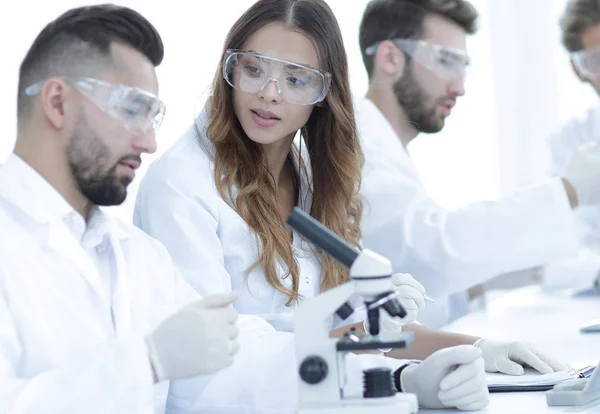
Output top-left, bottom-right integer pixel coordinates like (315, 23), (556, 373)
(363, 159), (579, 298)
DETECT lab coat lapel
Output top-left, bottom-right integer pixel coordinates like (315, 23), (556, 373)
(0, 157), (108, 308)
(106, 228), (134, 335)
(0, 157), (134, 334)
(45, 220), (112, 310)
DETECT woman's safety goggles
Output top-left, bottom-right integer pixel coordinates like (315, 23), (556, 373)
(365, 38), (470, 80)
(572, 47), (600, 79)
(25, 77), (166, 134)
(222, 49), (332, 105)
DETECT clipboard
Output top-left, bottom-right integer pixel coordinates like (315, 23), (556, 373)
(487, 365), (595, 393)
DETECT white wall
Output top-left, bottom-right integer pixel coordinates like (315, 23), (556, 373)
(0, 0), (595, 219)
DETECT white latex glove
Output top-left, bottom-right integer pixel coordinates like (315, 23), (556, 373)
(474, 339), (570, 376)
(146, 293), (240, 381)
(563, 141), (600, 205)
(401, 345), (489, 411)
(364, 273), (426, 334)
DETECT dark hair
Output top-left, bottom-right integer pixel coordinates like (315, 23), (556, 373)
(17, 3), (164, 127)
(206, 0), (363, 304)
(560, 0), (600, 52)
(359, 0), (478, 77)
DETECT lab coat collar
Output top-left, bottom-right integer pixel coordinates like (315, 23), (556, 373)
(0, 153), (130, 245)
(356, 97), (410, 155)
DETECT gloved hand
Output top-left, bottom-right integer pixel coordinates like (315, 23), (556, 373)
(400, 345), (489, 411)
(146, 293), (240, 381)
(563, 141), (600, 205)
(364, 273), (426, 335)
(473, 339), (570, 375)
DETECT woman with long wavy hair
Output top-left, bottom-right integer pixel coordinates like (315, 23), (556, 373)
(134, 0), (492, 410)
(134, 0), (399, 332)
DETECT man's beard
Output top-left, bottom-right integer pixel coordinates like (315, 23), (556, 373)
(393, 64), (446, 134)
(67, 115), (138, 206)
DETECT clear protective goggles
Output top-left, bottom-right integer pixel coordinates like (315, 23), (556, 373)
(365, 38), (470, 80)
(222, 49), (332, 105)
(25, 76), (166, 134)
(571, 47), (600, 79)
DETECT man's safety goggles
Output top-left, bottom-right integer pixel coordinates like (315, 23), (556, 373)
(366, 38), (470, 80)
(25, 76), (166, 134)
(572, 47), (600, 80)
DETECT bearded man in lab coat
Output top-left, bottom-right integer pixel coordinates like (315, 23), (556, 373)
(0, 5), (295, 413)
(549, 0), (600, 259)
(357, 0), (600, 328)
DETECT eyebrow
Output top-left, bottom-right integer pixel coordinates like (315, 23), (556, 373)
(285, 64), (309, 71)
(439, 48), (470, 61)
(246, 49), (313, 70)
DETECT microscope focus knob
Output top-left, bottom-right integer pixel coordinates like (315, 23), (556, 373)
(299, 356), (328, 385)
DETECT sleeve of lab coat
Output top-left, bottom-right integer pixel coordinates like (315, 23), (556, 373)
(361, 142), (580, 298)
(134, 151), (232, 297)
(547, 106), (600, 176)
(141, 231), (203, 308)
(547, 106), (600, 248)
(0, 282), (156, 414)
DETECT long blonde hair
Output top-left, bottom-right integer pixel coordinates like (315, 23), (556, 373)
(206, 0), (363, 305)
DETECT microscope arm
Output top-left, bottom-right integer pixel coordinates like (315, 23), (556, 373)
(294, 281), (357, 341)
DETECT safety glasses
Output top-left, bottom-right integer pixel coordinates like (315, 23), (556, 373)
(25, 76), (166, 134)
(366, 38), (470, 80)
(572, 47), (600, 80)
(222, 49), (332, 105)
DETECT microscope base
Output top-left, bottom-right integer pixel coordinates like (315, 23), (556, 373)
(297, 393), (418, 414)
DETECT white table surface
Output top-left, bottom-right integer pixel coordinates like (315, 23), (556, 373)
(418, 286), (600, 413)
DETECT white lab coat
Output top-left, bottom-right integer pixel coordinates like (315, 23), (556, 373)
(548, 104), (600, 250)
(134, 107), (364, 333)
(0, 154), (192, 413)
(0, 154), (365, 414)
(357, 97), (581, 327)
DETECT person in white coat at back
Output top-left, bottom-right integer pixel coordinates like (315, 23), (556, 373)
(356, 0), (600, 328)
(134, 1), (569, 410)
(548, 0), (600, 266)
(0, 5), (305, 413)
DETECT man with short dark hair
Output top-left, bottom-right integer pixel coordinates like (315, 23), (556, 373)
(357, 0), (600, 330)
(0, 5), (247, 412)
(15, 4), (166, 210)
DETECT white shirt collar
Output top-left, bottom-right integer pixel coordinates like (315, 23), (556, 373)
(0, 154), (129, 247)
(355, 97), (407, 150)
